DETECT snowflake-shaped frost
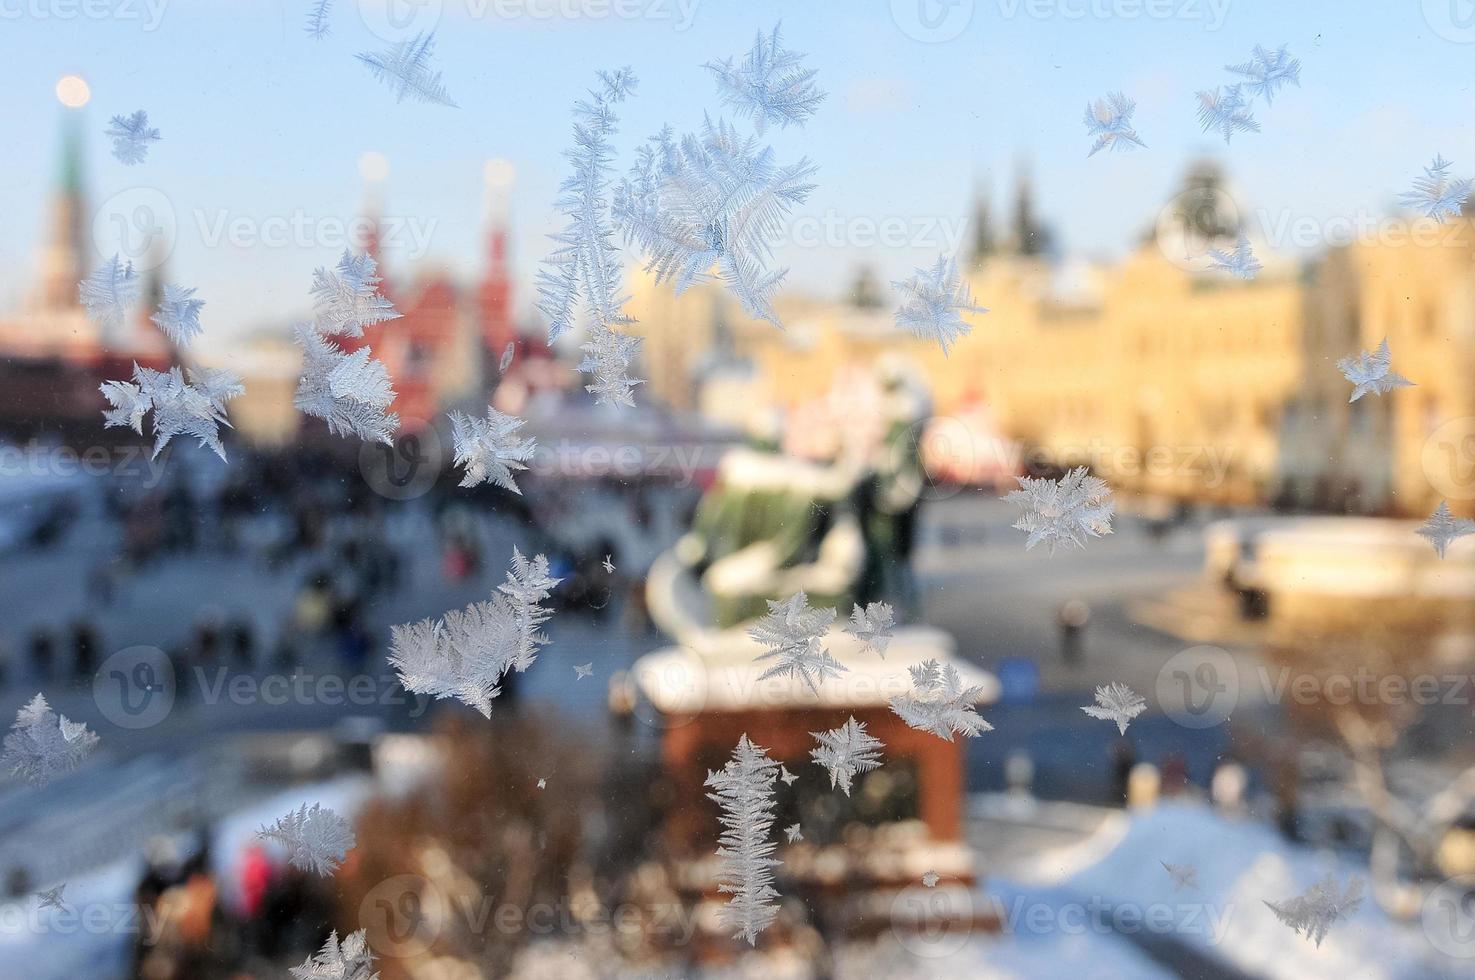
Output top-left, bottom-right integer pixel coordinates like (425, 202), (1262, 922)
(578, 323), (645, 408)
(293, 325), (399, 444)
(748, 591), (846, 694)
(1004, 466), (1114, 555)
(1084, 91), (1146, 156)
(574, 662), (593, 680)
(310, 250), (402, 337)
(706, 23), (825, 133)
(1206, 234), (1261, 280)
(810, 716), (884, 796)
(2, 694), (99, 787)
(450, 407), (535, 492)
(784, 823), (802, 843)
(1195, 85), (1260, 144)
(891, 255), (987, 356)
(1162, 861), (1198, 891)
(1399, 155), (1472, 224)
(36, 884), (68, 911)
(1264, 874), (1363, 947)
(291, 928), (378, 980)
(105, 110), (160, 165)
(1337, 337), (1414, 402)
(704, 734), (782, 946)
(150, 284), (205, 345)
(614, 118), (816, 327)
(356, 32), (456, 106)
(305, 0), (332, 40)
(101, 363), (243, 461)
(1080, 682), (1146, 735)
(499, 341), (515, 374)
(1225, 44), (1301, 106)
(921, 871), (940, 888)
(1418, 501), (1475, 558)
(389, 548), (560, 716)
(778, 764), (797, 786)
(890, 659), (992, 742)
(537, 68), (638, 343)
(845, 601), (895, 656)
(79, 255), (140, 331)
(258, 803), (356, 876)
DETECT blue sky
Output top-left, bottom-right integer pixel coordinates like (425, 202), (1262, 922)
(3, 0), (1473, 350)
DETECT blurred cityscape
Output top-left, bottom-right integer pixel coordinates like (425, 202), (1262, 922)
(2, 82), (1475, 980)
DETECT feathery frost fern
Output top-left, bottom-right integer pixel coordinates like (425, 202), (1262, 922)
(705, 735), (782, 945)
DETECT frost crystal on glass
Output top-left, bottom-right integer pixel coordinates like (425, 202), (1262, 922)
(1080, 682), (1146, 735)
(36, 884), (68, 911)
(1195, 85), (1260, 144)
(449, 406), (535, 492)
(1418, 501), (1475, 558)
(704, 734), (782, 946)
(891, 256), (986, 355)
(101, 363), (243, 461)
(293, 325), (399, 445)
(1004, 466), (1114, 555)
(748, 590), (846, 694)
(2, 694), (99, 787)
(79, 254), (140, 331)
(258, 803), (356, 877)
(356, 32), (457, 106)
(778, 764), (797, 786)
(890, 659), (993, 741)
(1398, 155), (1472, 223)
(578, 323), (645, 408)
(574, 662), (593, 680)
(845, 601), (895, 656)
(389, 548), (559, 717)
(305, 0), (331, 40)
(921, 871), (940, 888)
(1225, 44), (1301, 106)
(706, 23), (825, 133)
(310, 250), (402, 338)
(1162, 861), (1198, 891)
(537, 68), (638, 343)
(1338, 337), (1414, 402)
(291, 929), (378, 980)
(105, 110), (160, 165)
(150, 284), (205, 345)
(1207, 234), (1261, 279)
(1264, 874), (1363, 947)
(784, 823), (802, 843)
(810, 716), (884, 796)
(1084, 92), (1146, 156)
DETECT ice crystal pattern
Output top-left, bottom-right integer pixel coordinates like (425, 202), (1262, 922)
(1084, 92), (1146, 156)
(845, 601), (895, 656)
(291, 929), (378, 980)
(574, 662), (593, 680)
(1419, 502), (1475, 558)
(614, 118), (816, 327)
(537, 68), (638, 343)
(1399, 155), (1472, 223)
(389, 548), (559, 717)
(1004, 466), (1114, 555)
(310, 250), (401, 338)
(1162, 861), (1198, 891)
(810, 716), (884, 796)
(748, 591), (846, 694)
(922, 871), (940, 888)
(258, 803), (356, 876)
(890, 660), (993, 742)
(305, 0), (331, 39)
(1195, 85), (1260, 144)
(1207, 234), (1261, 280)
(294, 326), (398, 445)
(357, 32), (456, 106)
(79, 255), (139, 332)
(784, 823), (802, 843)
(151, 284), (205, 345)
(1338, 338), (1414, 402)
(2, 694), (99, 787)
(1225, 45), (1301, 106)
(499, 341), (515, 374)
(778, 764), (797, 786)
(891, 256), (987, 356)
(578, 324), (644, 408)
(1081, 682), (1146, 735)
(1264, 874), (1363, 947)
(706, 23), (825, 133)
(704, 735), (782, 945)
(450, 407), (535, 492)
(101, 364), (243, 461)
(36, 884), (67, 911)
(105, 110), (160, 165)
